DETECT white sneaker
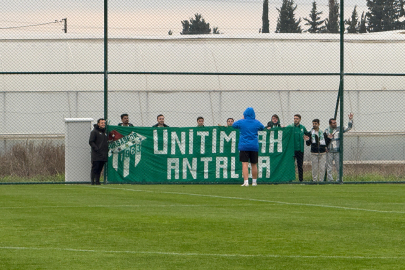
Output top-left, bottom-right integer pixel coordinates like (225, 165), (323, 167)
(252, 183), (257, 186)
(241, 183), (249, 186)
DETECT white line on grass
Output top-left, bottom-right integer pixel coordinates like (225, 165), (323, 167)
(0, 246), (404, 260)
(96, 186), (405, 214)
(0, 205), (214, 209)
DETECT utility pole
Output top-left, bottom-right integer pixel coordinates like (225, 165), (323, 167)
(61, 18), (67, 33)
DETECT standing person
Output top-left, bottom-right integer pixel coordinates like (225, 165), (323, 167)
(197, 116), (205, 127)
(89, 118), (109, 185)
(232, 107), (265, 186)
(152, 114), (169, 127)
(306, 119), (327, 182)
(118, 114), (134, 127)
(226, 118), (234, 127)
(287, 114), (309, 182)
(325, 113), (354, 182)
(266, 114), (281, 129)
(217, 118), (234, 127)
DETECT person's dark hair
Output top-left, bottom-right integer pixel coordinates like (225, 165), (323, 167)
(294, 114), (301, 119)
(97, 118), (105, 124)
(312, 119), (320, 124)
(227, 118), (234, 121)
(329, 118), (336, 124)
(271, 114), (279, 120)
(197, 116), (204, 121)
(157, 114), (164, 120)
(121, 113), (128, 119)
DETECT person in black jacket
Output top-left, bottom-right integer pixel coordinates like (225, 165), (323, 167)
(305, 119), (327, 182)
(89, 118), (109, 185)
(266, 114), (281, 129)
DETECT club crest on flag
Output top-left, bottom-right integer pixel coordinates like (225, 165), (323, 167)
(108, 131), (146, 177)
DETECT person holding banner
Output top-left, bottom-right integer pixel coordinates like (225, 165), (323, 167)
(197, 116), (205, 127)
(266, 114), (282, 129)
(118, 114), (134, 127)
(232, 107), (265, 186)
(152, 114), (169, 127)
(226, 118), (234, 127)
(89, 118), (108, 185)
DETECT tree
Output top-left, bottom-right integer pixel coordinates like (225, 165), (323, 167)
(401, 0), (405, 16)
(303, 1), (325, 33)
(213, 27), (221, 34)
(168, 30), (173, 35)
(346, 5), (359, 33)
(181, 13), (212, 35)
(262, 0), (270, 33)
(325, 0), (339, 33)
(275, 0), (302, 33)
(359, 11), (368, 33)
(366, 0), (404, 32)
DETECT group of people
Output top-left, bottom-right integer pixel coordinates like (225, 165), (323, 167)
(88, 110), (353, 185)
(232, 108), (353, 186)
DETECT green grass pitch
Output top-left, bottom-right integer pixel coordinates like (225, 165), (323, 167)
(1, 184), (404, 269)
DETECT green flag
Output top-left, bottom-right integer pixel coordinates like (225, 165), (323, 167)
(107, 126), (295, 184)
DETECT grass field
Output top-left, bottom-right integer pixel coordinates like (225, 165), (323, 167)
(1, 184), (405, 269)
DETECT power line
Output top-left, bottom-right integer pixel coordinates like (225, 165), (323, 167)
(0, 20), (60, 30)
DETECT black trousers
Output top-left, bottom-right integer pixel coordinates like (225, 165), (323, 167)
(91, 161), (106, 185)
(294, 151), (304, 182)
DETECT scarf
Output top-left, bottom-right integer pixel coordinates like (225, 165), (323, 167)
(311, 129), (326, 145)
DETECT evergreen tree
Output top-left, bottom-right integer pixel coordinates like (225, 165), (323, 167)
(213, 27), (221, 34)
(303, 1), (325, 33)
(366, 0), (403, 32)
(262, 0), (270, 33)
(346, 5), (359, 33)
(275, 0), (302, 33)
(325, 1), (339, 33)
(181, 13), (212, 35)
(401, 0), (405, 28)
(359, 11), (368, 33)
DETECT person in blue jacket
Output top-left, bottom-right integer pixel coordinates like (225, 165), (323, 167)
(232, 107), (265, 186)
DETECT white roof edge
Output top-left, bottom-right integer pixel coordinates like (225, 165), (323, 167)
(64, 118), (94, 122)
(1, 30), (405, 42)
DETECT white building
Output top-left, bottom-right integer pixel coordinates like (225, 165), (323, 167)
(1, 32), (404, 160)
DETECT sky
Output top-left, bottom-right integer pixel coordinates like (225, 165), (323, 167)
(0, 0), (369, 35)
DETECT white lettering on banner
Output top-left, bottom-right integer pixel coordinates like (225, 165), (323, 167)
(197, 131), (209, 154)
(123, 150), (130, 177)
(216, 157), (228, 179)
(220, 131), (236, 153)
(167, 158), (179, 180)
(183, 158), (197, 179)
(230, 157), (240, 178)
(112, 152), (118, 170)
(258, 156), (270, 178)
(189, 129), (194, 155)
(212, 129), (217, 154)
(171, 131), (186, 155)
(270, 130), (283, 153)
(154, 130), (168, 154)
(201, 157), (212, 179)
(258, 131), (267, 153)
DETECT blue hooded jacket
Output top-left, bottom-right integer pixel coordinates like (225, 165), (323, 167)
(232, 107), (265, 152)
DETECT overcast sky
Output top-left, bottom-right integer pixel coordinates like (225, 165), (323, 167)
(0, 0), (369, 35)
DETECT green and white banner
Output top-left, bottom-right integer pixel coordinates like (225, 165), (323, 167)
(107, 126), (295, 184)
